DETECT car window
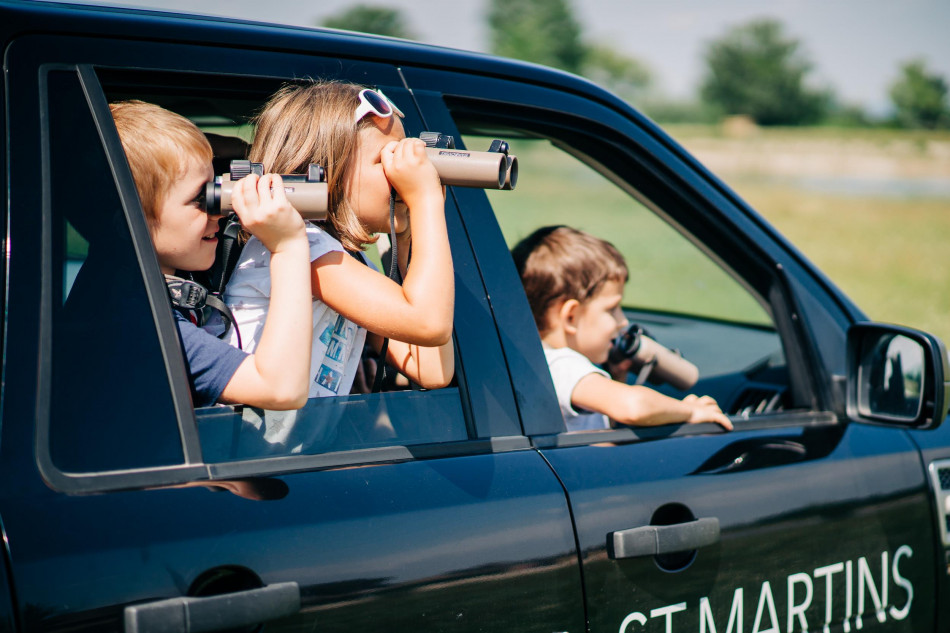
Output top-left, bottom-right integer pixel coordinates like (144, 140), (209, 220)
(464, 132), (790, 419)
(38, 59), (476, 485)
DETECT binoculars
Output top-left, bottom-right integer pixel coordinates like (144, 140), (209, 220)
(202, 132), (517, 218)
(203, 161), (329, 220)
(607, 324), (699, 391)
(420, 131), (518, 190)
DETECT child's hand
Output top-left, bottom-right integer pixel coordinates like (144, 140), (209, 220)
(605, 356), (634, 382)
(231, 173), (307, 253)
(381, 138), (442, 218)
(683, 394), (733, 430)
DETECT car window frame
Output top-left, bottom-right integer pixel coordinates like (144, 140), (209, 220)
(401, 68), (845, 439)
(10, 33), (530, 494)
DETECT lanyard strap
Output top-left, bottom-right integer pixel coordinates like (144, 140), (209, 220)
(372, 190), (401, 392)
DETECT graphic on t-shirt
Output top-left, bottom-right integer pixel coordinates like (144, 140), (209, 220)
(332, 315), (348, 336)
(316, 365), (343, 392)
(314, 314), (353, 394)
(326, 337), (345, 362)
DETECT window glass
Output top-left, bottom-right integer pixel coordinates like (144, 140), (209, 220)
(467, 133), (788, 416)
(64, 221), (88, 301)
(46, 69), (184, 473)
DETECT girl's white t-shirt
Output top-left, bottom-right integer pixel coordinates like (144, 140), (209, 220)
(224, 223), (373, 399)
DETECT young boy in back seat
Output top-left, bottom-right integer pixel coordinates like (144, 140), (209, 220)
(511, 225), (732, 432)
(110, 100), (313, 409)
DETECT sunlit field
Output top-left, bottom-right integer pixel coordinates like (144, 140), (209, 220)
(727, 178), (950, 344)
(669, 125), (950, 345)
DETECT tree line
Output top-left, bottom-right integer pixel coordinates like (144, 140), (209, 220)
(319, 1), (949, 129)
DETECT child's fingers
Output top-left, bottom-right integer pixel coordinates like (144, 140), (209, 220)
(232, 174), (260, 212)
(380, 141), (398, 170)
(396, 137), (427, 165)
(713, 413), (734, 430)
(258, 174), (288, 205)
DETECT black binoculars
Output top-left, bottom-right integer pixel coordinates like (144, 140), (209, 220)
(608, 324), (699, 391)
(202, 132), (518, 218)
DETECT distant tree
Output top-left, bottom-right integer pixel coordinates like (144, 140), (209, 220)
(700, 19), (830, 126)
(487, 0), (585, 73)
(321, 5), (415, 40)
(889, 59), (950, 129)
(584, 44), (652, 100)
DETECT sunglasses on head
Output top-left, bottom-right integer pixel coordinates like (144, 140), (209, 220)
(353, 88), (405, 124)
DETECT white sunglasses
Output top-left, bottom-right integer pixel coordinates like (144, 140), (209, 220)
(353, 88), (405, 123)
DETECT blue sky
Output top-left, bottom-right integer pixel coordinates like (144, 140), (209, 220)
(52, 0), (950, 113)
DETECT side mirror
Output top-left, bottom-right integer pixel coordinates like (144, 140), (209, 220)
(847, 322), (950, 429)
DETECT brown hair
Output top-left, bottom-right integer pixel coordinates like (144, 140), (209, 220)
(511, 226), (628, 333)
(249, 80), (382, 251)
(109, 100), (212, 222)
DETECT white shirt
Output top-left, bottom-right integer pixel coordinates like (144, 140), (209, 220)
(544, 345), (611, 431)
(225, 223), (373, 399)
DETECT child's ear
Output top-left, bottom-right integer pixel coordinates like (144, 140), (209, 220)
(559, 298), (581, 334)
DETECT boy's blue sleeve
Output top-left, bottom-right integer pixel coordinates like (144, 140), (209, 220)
(174, 310), (249, 407)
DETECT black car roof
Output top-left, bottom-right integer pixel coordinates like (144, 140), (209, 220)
(2, 0), (624, 108)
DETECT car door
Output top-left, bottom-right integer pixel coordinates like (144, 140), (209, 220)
(0, 19), (584, 633)
(407, 66), (938, 633)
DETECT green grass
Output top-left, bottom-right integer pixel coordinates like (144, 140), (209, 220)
(663, 123), (950, 146)
(731, 177), (950, 344)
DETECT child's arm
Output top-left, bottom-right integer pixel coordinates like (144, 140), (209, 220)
(219, 174), (313, 409)
(373, 200), (454, 389)
(369, 333), (455, 389)
(571, 373), (734, 430)
(311, 137), (454, 347)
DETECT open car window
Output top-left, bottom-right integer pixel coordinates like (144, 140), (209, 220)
(29, 49), (496, 492)
(463, 129), (791, 420)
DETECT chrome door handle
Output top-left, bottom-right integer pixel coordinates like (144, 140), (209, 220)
(608, 517), (720, 559)
(124, 581), (300, 633)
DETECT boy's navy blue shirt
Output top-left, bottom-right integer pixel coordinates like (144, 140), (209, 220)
(174, 310), (248, 407)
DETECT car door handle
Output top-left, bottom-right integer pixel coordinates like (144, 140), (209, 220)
(608, 517), (720, 560)
(124, 581), (300, 633)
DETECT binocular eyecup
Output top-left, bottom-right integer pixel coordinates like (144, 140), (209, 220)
(608, 324), (699, 391)
(202, 133), (517, 218)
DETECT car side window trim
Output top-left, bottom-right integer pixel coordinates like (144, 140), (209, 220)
(21, 46), (526, 492)
(34, 63), (205, 493)
(77, 64), (204, 459)
(206, 435), (533, 480)
(531, 410), (838, 449)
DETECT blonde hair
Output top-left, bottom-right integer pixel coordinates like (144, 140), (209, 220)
(109, 100), (212, 222)
(511, 226), (628, 334)
(250, 80), (382, 251)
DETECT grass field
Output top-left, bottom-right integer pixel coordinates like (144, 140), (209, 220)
(726, 178), (950, 343)
(480, 125), (950, 345)
(668, 124), (950, 345)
